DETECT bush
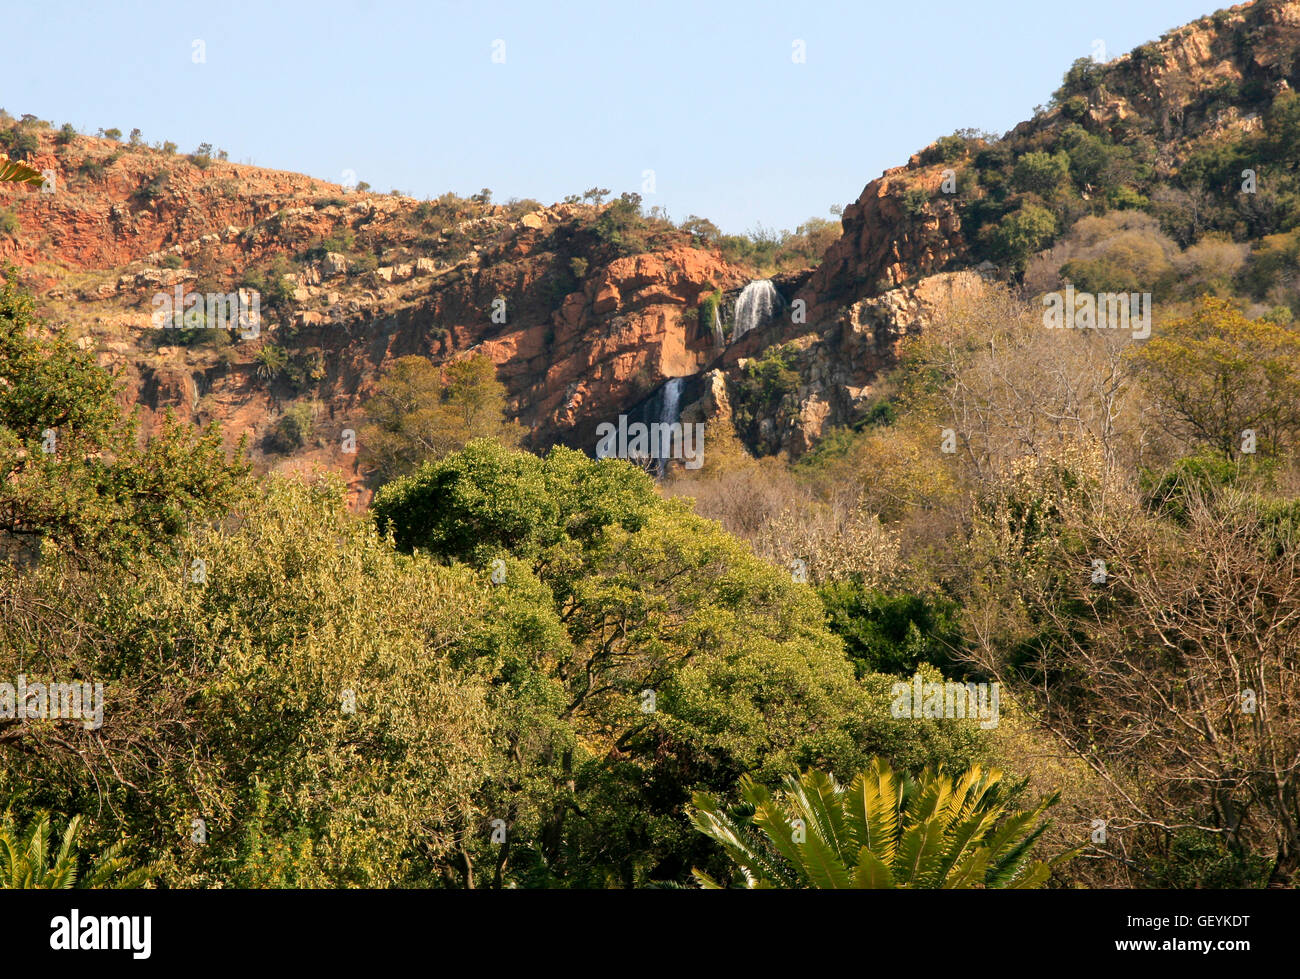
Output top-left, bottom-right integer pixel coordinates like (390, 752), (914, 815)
(254, 343), (289, 381)
(819, 581), (966, 678)
(135, 169), (170, 203)
(1012, 150), (1071, 197)
(984, 204), (1057, 270)
(922, 133), (969, 165)
(732, 343), (800, 436)
(1060, 95), (1090, 121)
(592, 192), (649, 255)
(1055, 57), (1103, 100)
(901, 187), (930, 217)
(267, 402), (315, 453)
(0, 209), (18, 237)
(0, 128), (40, 161)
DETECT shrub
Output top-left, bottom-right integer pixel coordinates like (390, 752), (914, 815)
(732, 343), (801, 438)
(690, 759), (1066, 888)
(1055, 57), (1103, 100)
(1012, 150), (1071, 197)
(254, 343), (289, 381)
(135, 169), (170, 203)
(984, 204), (1057, 270)
(266, 401), (315, 453)
(1060, 95), (1090, 121)
(901, 187), (930, 217)
(592, 192), (649, 255)
(819, 582), (965, 678)
(921, 133), (969, 165)
(0, 128), (39, 161)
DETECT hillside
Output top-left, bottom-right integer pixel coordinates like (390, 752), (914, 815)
(7, 0), (1300, 897)
(2, 0), (1299, 499)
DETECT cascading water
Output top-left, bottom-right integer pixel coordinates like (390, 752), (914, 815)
(656, 376), (684, 477)
(711, 305), (725, 347)
(660, 376), (683, 430)
(731, 279), (781, 343)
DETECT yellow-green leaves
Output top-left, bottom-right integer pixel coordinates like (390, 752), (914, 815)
(690, 758), (1064, 888)
(0, 154), (43, 187)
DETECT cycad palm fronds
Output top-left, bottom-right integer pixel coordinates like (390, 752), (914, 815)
(0, 154), (44, 186)
(690, 757), (1070, 889)
(0, 811), (159, 889)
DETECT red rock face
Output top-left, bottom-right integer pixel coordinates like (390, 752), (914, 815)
(1, 133), (755, 503)
(797, 164), (969, 329)
(8, 0), (1295, 499)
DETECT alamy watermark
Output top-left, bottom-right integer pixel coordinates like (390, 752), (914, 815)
(890, 673), (1000, 729)
(1042, 286), (1151, 339)
(595, 416), (705, 470)
(151, 286), (261, 339)
(0, 675), (105, 730)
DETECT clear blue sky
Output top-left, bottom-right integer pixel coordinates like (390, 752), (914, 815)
(7, 0), (1220, 234)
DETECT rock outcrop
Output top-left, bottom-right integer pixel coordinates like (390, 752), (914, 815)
(4, 0), (1298, 497)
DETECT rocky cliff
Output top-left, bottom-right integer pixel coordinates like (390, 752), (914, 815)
(3, 0), (1297, 494)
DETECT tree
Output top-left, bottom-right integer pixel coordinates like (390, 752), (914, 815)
(680, 214), (721, 245)
(0, 812), (158, 888)
(985, 204), (1057, 271)
(1129, 296), (1300, 457)
(689, 758), (1065, 888)
(963, 467), (1300, 887)
(0, 272), (249, 562)
(359, 354), (522, 484)
(372, 441), (989, 886)
(0, 477), (496, 888)
(1012, 150), (1071, 197)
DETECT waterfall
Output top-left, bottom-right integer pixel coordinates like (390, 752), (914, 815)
(731, 279), (781, 343)
(660, 376), (683, 429)
(654, 376), (684, 478)
(711, 305), (725, 346)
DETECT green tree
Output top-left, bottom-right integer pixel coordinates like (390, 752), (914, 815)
(373, 441), (988, 886)
(0, 272), (249, 562)
(985, 204), (1057, 272)
(690, 758), (1066, 888)
(1129, 296), (1300, 457)
(819, 582), (964, 678)
(266, 401), (315, 453)
(360, 354), (522, 483)
(0, 477), (496, 888)
(1012, 150), (1071, 197)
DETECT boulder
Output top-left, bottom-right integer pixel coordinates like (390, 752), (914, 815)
(320, 252), (348, 278)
